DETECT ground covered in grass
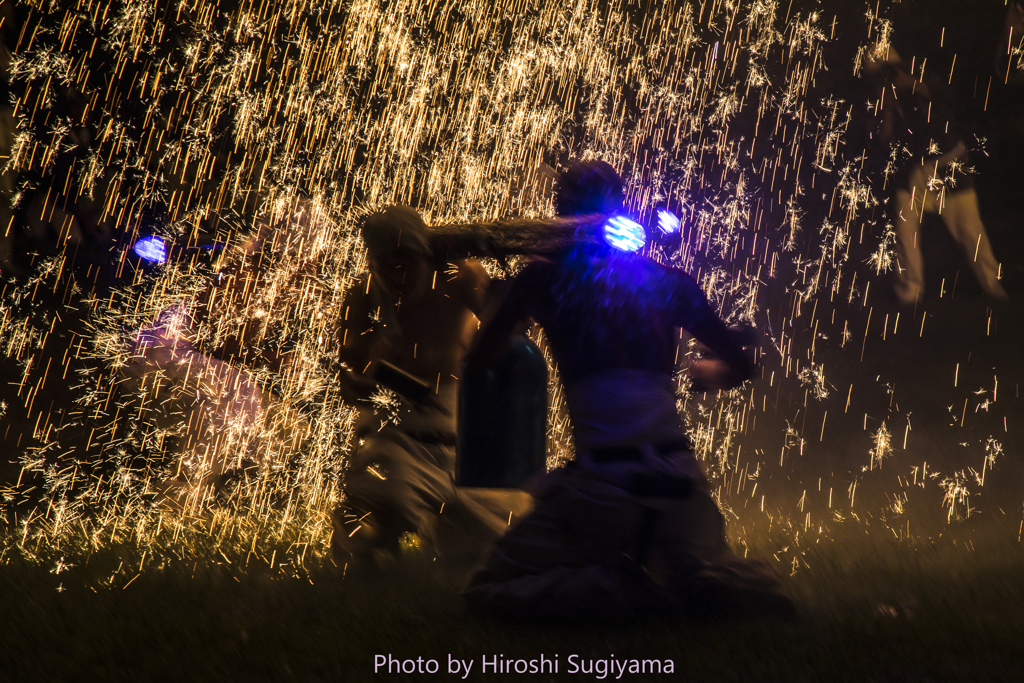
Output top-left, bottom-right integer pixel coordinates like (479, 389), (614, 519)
(3, 518), (1022, 683)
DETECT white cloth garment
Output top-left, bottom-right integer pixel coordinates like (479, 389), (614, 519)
(120, 306), (265, 511)
(334, 384), (533, 564)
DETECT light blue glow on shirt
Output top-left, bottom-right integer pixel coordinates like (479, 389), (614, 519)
(656, 208), (681, 234)
(603, 215), (646, 252)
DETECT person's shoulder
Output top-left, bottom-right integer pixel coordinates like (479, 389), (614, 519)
(440, 258), (490, 297)
(442, 258), (490, 313)
(450, 257), (489, 284)
(640, 255), (692, 280)
(642, 257), (703, 297)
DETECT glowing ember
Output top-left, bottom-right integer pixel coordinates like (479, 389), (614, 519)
(656, 209), (681, 235)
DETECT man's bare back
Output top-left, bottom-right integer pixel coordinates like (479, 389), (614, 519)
(338, 257), (487, 404)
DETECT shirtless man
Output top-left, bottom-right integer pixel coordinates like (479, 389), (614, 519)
(463, 161), (794, 620)
(332, 205), (530, 568)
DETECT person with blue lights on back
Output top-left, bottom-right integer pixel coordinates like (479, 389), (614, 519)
(463, 160), (795, 621)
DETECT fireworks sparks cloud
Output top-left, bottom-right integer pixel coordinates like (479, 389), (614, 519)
(0, 0), (1019, 581)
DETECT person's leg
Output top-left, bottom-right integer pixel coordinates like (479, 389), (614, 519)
(938, 189), (1009, 301)
(641, 486), (729, 587)
(893, 186), (927, 306)
(464, 468), (669, 620)
(434, 486), (534, 564)
(647, 485), (796, 619)
(333, 433), (434, 561)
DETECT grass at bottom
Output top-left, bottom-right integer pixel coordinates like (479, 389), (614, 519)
(2, 520), (1022, 683)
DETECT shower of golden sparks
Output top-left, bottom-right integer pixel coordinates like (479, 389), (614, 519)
(0, 0), (1017, 577)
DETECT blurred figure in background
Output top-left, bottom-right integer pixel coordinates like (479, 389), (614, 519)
(119, 199), (327, 516)
(120, 303), (266, 516)
(863, 43), (1009, 306)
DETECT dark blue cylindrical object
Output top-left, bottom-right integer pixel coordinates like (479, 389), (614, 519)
(457, 334), (548, 488)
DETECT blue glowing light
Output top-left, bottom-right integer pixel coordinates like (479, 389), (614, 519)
(133, 236), (167, 264)
(602, 215), (646, 252)
(656, 208), (681, 234)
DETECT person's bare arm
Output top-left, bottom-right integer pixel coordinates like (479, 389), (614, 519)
(685, 322), (753, 391)
(685, 357), (744, 392)
(453, 258), (491, 317)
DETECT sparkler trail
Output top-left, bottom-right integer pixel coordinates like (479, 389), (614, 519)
(0, 0), (1019, 579)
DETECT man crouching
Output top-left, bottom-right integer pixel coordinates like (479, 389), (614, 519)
(332, 206), (530, 571)
(463, 162), (796, 620)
